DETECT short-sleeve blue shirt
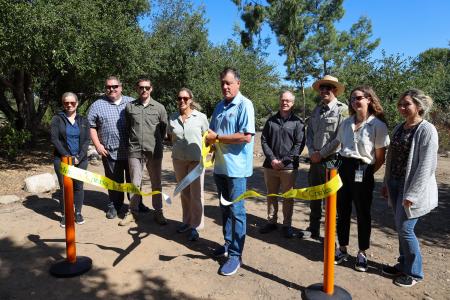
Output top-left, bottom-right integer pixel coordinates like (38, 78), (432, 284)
(209, 92), (255, 177)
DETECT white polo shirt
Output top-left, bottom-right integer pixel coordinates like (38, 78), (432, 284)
(336, 115), (390, 164)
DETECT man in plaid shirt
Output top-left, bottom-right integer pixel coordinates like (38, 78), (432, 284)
(88, 76), (149, 219)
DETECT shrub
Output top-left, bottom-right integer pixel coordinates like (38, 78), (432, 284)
(0, 124), (32, 159)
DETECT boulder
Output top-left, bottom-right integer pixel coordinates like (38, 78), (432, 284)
(24, 173), (57, 193)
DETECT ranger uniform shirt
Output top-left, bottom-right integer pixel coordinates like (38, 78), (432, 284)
(306, 99), (348, 159)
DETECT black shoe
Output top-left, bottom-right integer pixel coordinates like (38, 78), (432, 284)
(177, 223), (191, 233)
(394, 274), (420, 287)
(259, 223), (277, 234)
(75, 213), (85, 225)
(188, 229), (199, 241)
(382, 265), (403, 277)
(60, 216), (66, 228)
(334, 248), (349, 265)
(106, 207), (117, 219)
(354, 252), (368, 272)
(282, 226), (294, 238)
(138, 202), (150, 213)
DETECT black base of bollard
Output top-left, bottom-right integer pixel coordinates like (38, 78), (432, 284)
(49, 256), (92, 278)
(303, 283), (352, 300)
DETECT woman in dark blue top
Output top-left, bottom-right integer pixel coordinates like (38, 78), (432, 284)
(51, 92), (90, 227)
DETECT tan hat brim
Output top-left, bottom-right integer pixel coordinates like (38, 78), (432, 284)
(312, 79), (345, 96)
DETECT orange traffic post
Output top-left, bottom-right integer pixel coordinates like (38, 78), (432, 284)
(323, 168), (337, 294)
(50, 156), (92, 277)
(63, 156), (77, 263)
(304, 168), (351, 300)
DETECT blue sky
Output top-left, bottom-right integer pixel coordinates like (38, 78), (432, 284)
(189, 0), (450, 80)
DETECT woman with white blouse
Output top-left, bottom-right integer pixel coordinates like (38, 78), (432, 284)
(168, 88), (209, 241)
(322, 85), (390, 272)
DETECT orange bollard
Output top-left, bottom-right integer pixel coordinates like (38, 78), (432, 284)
(49, 156), (92, 278)
(323, 168), (337, 294)
(63, 156), (77, 263)
(304, 167), (351, 299)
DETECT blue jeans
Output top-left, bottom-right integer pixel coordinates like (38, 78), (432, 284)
(387, 177), (423, 280)
(214, 174), (246, 257)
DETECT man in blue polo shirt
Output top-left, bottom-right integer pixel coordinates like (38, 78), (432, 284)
(206, 67), (255, 276)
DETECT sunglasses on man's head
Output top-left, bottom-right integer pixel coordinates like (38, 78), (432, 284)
(105, 85), (119, 90)
(138, 86), (151, 91)
(177, 96), (190, 101)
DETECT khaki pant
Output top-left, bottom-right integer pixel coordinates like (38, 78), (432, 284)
(264, 168), (298, 226)
(173, 159), (204, 230)
(128, 155), (163, 213)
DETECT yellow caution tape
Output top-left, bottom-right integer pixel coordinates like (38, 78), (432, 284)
(60, 162), (172, 204)
(201, 131), (214, 168)
(173, 132), (214, 197)
(220, 174), (343, 206)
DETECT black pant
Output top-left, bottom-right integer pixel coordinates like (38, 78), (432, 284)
(336, 157), (374, 251)
(54, 157), (88, 214)
(308, 162), (326, 233)
(102, 157), (130, 211)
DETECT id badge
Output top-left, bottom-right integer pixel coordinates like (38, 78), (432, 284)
(355, 170), (363, 182)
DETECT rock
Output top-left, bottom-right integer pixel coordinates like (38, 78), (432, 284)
(24, 173), (57, 193)
(87, 145), (101, 161)
(0, 195), (21, 205)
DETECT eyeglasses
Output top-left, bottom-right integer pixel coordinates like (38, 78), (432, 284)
(319, 85), (334, 91)
(105, 85), (120, 90)
(63, 101), (77, 106)
(177, 96), (191, 101)
(138, 86), (151, 91)
(351, 95), (366, 102)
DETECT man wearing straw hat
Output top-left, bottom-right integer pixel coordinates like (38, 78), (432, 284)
(299, 75), (348, 240)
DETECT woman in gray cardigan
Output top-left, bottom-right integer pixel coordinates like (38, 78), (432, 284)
(381, 89), (438, 288)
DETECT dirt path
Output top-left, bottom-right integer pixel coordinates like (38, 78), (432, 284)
(1, 136), (449, 299)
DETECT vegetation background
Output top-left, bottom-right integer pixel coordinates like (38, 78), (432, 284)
(0, 0), (449, 158)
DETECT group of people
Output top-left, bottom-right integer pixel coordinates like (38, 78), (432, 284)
(50, 69), (438, 286)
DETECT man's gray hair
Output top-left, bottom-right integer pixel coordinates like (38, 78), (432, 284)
(279, 90), (295, 101)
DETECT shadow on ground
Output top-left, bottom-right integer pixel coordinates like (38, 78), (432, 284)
(0, 236), (201, 300)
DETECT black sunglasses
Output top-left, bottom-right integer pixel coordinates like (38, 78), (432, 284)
(177, 96), (190, 101)
(105, 85), (119, 90)
(319, 85), (334, 91)
(138, 86), (151, 91)
(351, 95), (367, 102)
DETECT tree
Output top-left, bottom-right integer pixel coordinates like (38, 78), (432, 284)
(412, 47), (450, 109)
(142, 0), (280, 122)
(0, 0), (150, 132)
(233, 0), (379, 118)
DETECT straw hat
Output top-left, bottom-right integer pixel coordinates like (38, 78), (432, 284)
(312, 75), (345, 96)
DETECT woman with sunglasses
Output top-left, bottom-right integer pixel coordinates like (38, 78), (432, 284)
(168, 88), (209, 241)
(51, 92), (90, 227)
(381, 89), (438, 287)
(321, 85), (389, 272)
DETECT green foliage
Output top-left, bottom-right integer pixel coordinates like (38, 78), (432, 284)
(234, 0), (379, 85)
(0, 0), (151, 131)
(0, 123), (32, 159)
(141, 0), (280, 122)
